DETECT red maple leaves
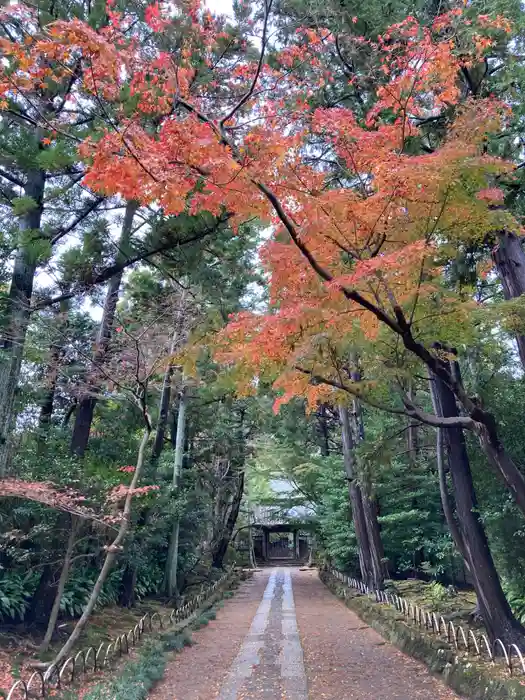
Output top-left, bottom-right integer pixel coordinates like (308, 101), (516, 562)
(107, 484), (160, 502)
(0, 1), (517, 412)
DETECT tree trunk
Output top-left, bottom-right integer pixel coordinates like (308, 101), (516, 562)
(165, 385), (187, 598)
(70, 201), (138, 456)
(119, 564), (138, 608)
(26, 565), (56, 627)
(374, 337), (525, 527)
(317, 404), (330, 456)
(38, 363), (58, 433)
(429, 374), (468, 561)
(38, 302), (70, 440)
(0, 169), (46, 475)
(448, 345), (525, 524)
(346, 372), (387, 589)
(63, 400), (77, 427)
(40, 516), (79, 652)
(431, 363), (525, 646)
(477, 427), (525, 516)
(307, 533), (316, 567)
(212, 471), (245, 569)
(361, 492), (388, 588)
(338, 404), (374, 587)
(152, 365), (174, 460)
(50, 423), (151, 668)
(407, 382), (419, 465)
(492, 231), (525, 368)
(248, 523), (256, 568)
(152, 311), (185, 460)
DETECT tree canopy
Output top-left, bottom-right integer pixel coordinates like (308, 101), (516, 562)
(2, 0), (525, 675)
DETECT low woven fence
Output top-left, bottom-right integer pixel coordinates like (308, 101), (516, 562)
(328, 567), (525, 677)
(6, 568), (235, 700)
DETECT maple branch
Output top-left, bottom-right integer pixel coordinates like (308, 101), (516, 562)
(255, 181), (403, 334)
(166, 91), (471, 417)
(294, 366), (478, 429)
(402, 391), (477, 429)
(88, 62), (160, 184)
(0, 480), (113, 526)
(220, 0), (273, 128)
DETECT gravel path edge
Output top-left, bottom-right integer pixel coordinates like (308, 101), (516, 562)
(320, 568), (525, 700)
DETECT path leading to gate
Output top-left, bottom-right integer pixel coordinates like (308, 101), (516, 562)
(149, 568), (460, 699)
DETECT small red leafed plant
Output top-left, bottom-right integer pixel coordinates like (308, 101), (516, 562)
(117, 465), (136, 473)
(107, 484), (160, 502)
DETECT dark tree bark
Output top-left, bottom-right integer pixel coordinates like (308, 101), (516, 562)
(317, 403), (330, 457)
(492, 231), (525, 368)
(361, 491), (387, 588)
(212, 471), (245, 569)
(119, 565), (138, 607)
(0, 169), (46, 475)
(70, 201), (138, 456)
(431, 357), (525, 646)
(407, 383), (419, 466)
(338, 404), (374, 587)
(152, 310), (185, 461)
(26, 564), (56, 627)
(38, 303), (70, 438)
(62, 400), (77, 427)
(152, 366), (173, 460)
(348, 365), (387, 588)
(38, 368), (58, 432)
(429, 374), (468, 561)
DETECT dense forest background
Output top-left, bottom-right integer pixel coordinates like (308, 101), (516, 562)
(2, 0), (525, 671)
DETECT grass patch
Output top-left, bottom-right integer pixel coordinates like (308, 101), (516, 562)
(392, 579), (479, 626)
(83, 625), (197, 699)
(78, 576), (240, 700)
(192, 609), (216, 630)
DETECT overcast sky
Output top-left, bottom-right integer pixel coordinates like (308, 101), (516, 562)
(206, 0), (233, 17)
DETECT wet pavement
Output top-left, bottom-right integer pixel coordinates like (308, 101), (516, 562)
(149, 567), (460, 700)
(217, 569), (307, 699)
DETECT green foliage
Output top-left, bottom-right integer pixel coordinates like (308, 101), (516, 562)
(11, 197), (38, 216)
(134, 566), (163, 600)
(83, 639), (167, 700)
(503, 584), (525, 624)
(60, 568), (122, 618)
(0, 571), (37, 621)
(83, 626), (195, 699)
(426, 581), (449, 606)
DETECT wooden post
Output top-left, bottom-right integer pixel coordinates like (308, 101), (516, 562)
(262, 529), (268, 561)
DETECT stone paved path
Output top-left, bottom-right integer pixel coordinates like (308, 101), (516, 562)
(149, 567), (461, 700)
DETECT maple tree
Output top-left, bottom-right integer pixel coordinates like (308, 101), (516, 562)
(4, 0), (525, 654)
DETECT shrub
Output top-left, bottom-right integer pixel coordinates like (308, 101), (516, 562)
(426, 581), (448, 607)
(0, 571), (37, 621)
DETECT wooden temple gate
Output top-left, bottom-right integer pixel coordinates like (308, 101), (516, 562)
(252, 526), (310, 564)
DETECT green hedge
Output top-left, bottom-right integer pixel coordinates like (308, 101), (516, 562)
(320, 569), (525, 700)
(83, 632), (192, 700)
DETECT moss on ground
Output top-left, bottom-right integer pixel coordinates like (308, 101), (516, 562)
(65, 573), (242, 699)
(393, 579), (479, 626)
(321, 570), (525, 700)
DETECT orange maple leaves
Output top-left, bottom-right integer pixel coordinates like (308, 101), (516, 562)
(0, 1), (516, 410)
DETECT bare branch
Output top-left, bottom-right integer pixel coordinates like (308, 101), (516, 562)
(220, 0), (273, 128)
